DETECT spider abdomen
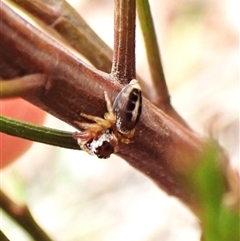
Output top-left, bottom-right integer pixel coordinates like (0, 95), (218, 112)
(113, 79), (142, 135)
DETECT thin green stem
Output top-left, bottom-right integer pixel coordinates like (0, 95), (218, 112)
(0, 115), (79, 150)
(137, 0), (169, 106)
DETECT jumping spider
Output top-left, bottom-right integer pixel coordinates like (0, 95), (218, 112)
(73, 79), (142, 159)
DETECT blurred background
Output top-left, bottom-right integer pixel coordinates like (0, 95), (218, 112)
(1, 0), (239, 240)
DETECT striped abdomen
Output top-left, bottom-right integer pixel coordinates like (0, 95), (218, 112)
(113, 79), (142, 135)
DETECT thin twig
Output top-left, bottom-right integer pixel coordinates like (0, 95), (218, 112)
(0, 190), (53, 241)
(136, 0), (191, 129)
(0, 74), (47, 98)
(111, 0), (136, 84)
(137, 0), (169, 107)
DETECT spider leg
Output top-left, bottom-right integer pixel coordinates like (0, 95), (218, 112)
(73, 131), (94, 140)
(80, 113), (112, 129)
(103, 91), (116, 124)
(74, 120), (104, 133)
(72, 131), (95, 155)
(104, 91), (114, 115)
(115, 129), (135, 144)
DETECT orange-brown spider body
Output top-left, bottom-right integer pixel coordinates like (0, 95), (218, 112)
(73, 79), (142, 158)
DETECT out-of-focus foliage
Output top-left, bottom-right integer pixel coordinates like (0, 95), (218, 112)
(190, 144), (239, 241)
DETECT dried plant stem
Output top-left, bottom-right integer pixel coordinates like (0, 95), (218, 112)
(111, 0), (136, 84)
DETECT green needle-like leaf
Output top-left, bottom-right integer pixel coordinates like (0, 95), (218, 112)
(137, 0), (168, 100)
(0, 115), (79, 150)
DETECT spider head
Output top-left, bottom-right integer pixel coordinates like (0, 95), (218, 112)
(86, 129), (119, 158)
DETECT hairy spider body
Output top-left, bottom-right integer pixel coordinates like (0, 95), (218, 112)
(73, 79), (142, 158)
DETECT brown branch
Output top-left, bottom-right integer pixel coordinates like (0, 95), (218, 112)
(0, 190), (53, 241)
(111, 0), (136, 84)
(0, 1), (229, 216)
(0, 55), (22, 79)
(9, 0), (189, 129)
(9, 0), (113, 73)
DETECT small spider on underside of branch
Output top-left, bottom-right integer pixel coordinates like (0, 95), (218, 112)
(73, 79), (142, 158)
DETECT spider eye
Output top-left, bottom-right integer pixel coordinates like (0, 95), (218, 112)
(113, 79), (142, 135)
